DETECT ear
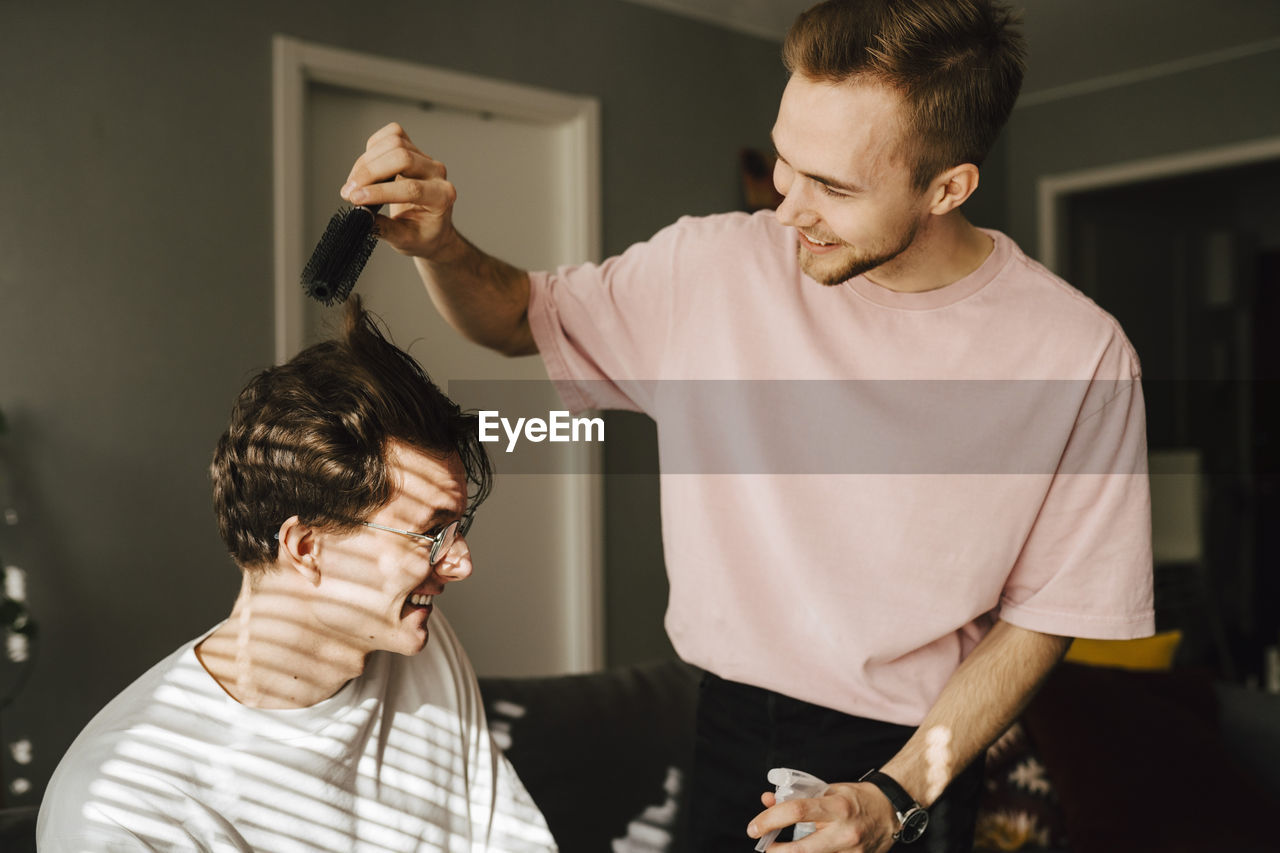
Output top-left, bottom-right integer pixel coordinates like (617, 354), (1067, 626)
(927, 163), (980, 216)
(276, 515), (322, 585)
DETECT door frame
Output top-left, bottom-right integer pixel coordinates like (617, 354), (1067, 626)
(1036, 134), (1280, 273)
(271, 36), (605, 672)
(272, 35), (601, 359)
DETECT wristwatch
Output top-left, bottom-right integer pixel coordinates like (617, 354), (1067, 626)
(858, 769), (929, 844)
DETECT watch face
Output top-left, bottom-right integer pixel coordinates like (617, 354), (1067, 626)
(899, 808), (929, 844)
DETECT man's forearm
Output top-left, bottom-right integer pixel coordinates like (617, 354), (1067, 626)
(413, 230), (537, 357)
(880, 620), (1071, 807)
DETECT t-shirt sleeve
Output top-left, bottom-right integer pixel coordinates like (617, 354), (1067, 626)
(527, 220), (687, 416)
(38, 824), (160, 852)
(38, 780), (186, 852)
(998, 338), (1156, 639)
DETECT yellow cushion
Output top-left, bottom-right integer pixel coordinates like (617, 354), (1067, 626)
(1064, 631), (1182, 671)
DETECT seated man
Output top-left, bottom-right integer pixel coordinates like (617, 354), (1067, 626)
(37, 298), (556, 851)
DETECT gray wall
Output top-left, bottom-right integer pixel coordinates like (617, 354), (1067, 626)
(0, 0), (784, 805)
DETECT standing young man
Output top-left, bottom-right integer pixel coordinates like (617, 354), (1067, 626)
(339, 2), (1153, 850)
(38, 299), (556, 851)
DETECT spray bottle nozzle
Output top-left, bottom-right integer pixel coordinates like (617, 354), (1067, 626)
(754, 767), (829, 851)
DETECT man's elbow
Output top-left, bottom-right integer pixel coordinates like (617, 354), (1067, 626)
(472, 317), (537, 358)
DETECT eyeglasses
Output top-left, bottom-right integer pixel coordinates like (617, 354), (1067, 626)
(361, 512), (473, 565)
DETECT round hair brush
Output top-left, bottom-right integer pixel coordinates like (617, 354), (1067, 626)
(300, 203), (383, 305)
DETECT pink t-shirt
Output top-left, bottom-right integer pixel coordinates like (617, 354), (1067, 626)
(528, 211), (1154, 725)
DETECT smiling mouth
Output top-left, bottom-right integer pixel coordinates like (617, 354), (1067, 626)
(401, 593), (435, 620)
(800, 232), (840, 247)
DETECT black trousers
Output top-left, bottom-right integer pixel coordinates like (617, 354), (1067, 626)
(690, 673), (983, 852)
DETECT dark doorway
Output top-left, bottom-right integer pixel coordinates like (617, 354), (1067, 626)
(1064, 158), (1280, 685)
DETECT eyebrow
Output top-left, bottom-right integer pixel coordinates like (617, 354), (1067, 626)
(413, 505), (460, 533)
(771, 133), (865, 194)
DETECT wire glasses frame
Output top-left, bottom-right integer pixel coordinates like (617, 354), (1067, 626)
(361, 512), (473, 565)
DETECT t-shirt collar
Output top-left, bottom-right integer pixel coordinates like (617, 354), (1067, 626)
(841, 228), (1011, 310)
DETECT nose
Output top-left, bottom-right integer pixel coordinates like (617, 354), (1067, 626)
(435, 535), (473, 582)
(773, 165), (817, 229)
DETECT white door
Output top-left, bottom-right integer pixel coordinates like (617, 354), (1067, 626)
(290, 60), (601, 676)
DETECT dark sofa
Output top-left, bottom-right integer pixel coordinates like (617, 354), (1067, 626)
(478, 659), (701, 853)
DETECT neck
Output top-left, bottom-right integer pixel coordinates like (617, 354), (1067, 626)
(196, 573), (368, 709)
(865, 211), (993, 294)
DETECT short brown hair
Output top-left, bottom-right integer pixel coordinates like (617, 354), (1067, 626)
(211, 297), (493, 573)
(783, 0), (1026, 190)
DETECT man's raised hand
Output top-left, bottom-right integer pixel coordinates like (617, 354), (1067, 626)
(340, 122), (460, 260)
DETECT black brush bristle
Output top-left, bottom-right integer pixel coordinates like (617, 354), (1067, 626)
(301, 205), (379, 305)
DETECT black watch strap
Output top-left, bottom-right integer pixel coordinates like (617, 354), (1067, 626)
(860, 768), (929, 844)
(858, 769), (918, 815)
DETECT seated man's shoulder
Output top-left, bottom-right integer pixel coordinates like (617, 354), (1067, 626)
(38, 638), (218, 845)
